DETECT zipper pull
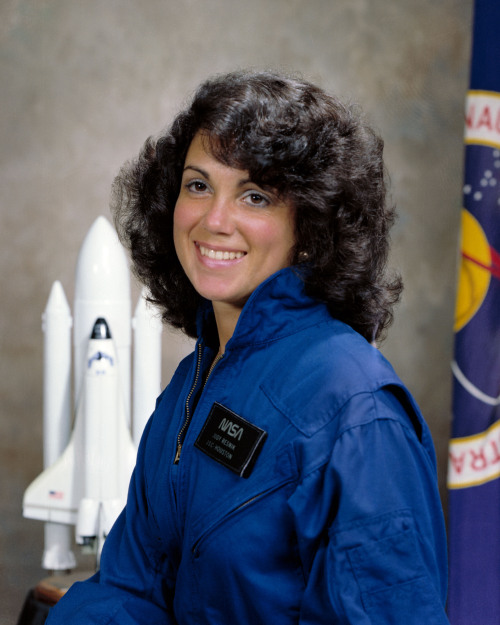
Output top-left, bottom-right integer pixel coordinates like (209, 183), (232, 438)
(174, 443), (182, 464)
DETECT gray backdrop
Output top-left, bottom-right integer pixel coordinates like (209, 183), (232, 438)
(0, 0), (471, 622)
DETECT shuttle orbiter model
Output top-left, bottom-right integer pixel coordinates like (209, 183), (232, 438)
(23, 216), (163, 569)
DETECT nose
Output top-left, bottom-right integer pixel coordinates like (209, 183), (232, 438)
(201, 196), (235, 235)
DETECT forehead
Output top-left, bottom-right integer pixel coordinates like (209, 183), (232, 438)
(185, 132), (220, 162)
(183, 133), (250, 179)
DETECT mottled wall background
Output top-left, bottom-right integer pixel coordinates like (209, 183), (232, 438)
(0, 0), (471, 621)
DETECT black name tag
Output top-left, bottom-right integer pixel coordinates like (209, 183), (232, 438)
(194, 403), (267, 478)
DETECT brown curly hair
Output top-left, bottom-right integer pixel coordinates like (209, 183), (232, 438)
(111, 70), (402, 342)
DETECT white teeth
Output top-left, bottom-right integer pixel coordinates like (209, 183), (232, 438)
(199, 245), (245, 260)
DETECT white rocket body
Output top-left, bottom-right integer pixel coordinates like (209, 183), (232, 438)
(74, 318), (137, 547)
(41, 281), (76, 571)
(23, 216), (163, 569)
(132, 291), (163, 446)
(42, 281), (72, 468)
(73, 216), (131, 420)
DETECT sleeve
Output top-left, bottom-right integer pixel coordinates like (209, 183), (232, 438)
(46, 416), (178, 625)
(288, 387), (450, 624)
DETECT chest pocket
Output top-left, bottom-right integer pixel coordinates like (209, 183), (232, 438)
(188, 441), (298, 549)
(260, 377), (341, 438)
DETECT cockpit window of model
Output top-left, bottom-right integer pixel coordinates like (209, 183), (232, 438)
(32, 70), (450, 624)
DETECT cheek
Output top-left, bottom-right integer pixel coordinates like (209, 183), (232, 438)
(173, 204), (189, 263)
(173, 201), (196, 250)
(173, 201), (190, 234)
(258, 218), (295, 263)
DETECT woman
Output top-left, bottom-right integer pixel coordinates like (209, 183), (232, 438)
(47, 70), (449, 624)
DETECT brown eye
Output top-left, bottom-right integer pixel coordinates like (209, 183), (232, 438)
(242, 190), (270, 208)
(186, 180), (209, 193)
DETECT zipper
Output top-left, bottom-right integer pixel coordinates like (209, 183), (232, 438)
(174, 345), (224, 464)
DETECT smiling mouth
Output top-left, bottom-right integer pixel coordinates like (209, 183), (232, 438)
(198, 244), (246, 261)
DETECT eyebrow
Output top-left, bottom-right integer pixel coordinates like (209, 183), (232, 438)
(183, 165), (252, 188)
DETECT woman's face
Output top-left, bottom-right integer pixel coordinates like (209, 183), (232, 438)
(173, 133), (296, 313)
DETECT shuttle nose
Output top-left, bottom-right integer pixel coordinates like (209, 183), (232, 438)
(91, 318), (112, 340)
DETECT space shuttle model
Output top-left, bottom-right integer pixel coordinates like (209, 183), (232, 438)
(23, 216), (162, 570)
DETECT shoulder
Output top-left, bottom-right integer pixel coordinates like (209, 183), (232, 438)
(261, 319), (405, 434)
(260, 318), (437, 471)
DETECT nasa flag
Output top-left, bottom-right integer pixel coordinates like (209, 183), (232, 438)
(447, 1), (500, 623)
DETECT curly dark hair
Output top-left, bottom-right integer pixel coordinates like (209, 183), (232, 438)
(111, 69), (402, 342)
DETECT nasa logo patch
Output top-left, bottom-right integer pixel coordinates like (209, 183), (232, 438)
(194, 403), (267, 478)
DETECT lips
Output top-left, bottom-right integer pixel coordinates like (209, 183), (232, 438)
(197, 243), (246, 261)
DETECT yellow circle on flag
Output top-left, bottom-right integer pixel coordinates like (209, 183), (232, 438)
(454, 209), (491, 332)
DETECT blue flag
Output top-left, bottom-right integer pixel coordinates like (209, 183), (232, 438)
(447, 1), (500, 623)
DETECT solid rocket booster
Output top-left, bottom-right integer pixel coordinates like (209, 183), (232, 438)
(74, 216), (131, 421)
(132, 290), (162, 446)
(43, 281), (72, 468)
(41, 281), (76, 571)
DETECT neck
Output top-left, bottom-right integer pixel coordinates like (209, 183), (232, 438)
(212, 301), (243, 354)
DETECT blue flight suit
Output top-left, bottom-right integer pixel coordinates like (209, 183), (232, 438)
(47, 268), (449, 624)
